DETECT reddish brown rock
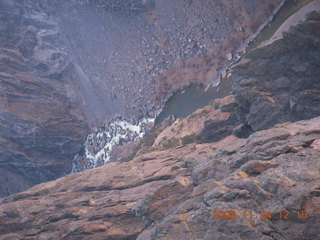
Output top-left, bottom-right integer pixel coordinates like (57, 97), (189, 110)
(0, 112), (319, 239)
(1, 3), (319, 240)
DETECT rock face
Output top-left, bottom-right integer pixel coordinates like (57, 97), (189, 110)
(0, 114), (319, 239)
(0, 1), (89, 197)
(152, 95), (240, 148)
(0, 5), (320, 240)
(1, 14), (320, 235)
(231, 10), (320, 131)
(1, 9), (320, 239)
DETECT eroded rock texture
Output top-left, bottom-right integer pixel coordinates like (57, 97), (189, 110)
(0, 1), (89, 197)
(231, 11), (320, 131)
(1, 9), (319, 239)
(0, 111), (319, 239)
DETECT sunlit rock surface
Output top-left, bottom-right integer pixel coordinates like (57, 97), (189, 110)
(0, 110), (319, 239)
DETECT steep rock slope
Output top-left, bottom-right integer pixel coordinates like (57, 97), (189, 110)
(231, 10), (320, 131)
(0, 8), (319, 240)
(0, 0), (283, 197)
(0, 105), (319, 240)
(0, 1), (89, 197)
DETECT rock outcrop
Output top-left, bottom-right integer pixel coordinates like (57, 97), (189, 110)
(0, 111), (319, 239)
(0, 1), (89, 197)
(231, 10), (320, 131)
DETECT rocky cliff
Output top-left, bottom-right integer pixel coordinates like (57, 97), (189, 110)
(0, 12), (319, 240)
(0, 0), (284, 197)
(0, 115), (319, 240)
(231, 9), (320, 132)
(0, 1), (89, 197)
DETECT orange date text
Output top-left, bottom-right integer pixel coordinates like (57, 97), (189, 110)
(211, 210), (308, 220)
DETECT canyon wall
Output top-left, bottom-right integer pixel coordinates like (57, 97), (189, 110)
(0, 0), (283, 197)
(0, 0), (89, 197)
(0, 12), (319, 239)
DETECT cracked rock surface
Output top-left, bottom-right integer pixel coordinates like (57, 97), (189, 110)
(231, 10), (320, 131)
(0, 111), (319, 239)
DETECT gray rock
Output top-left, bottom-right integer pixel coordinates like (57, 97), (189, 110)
(232, 16), (320, 131)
